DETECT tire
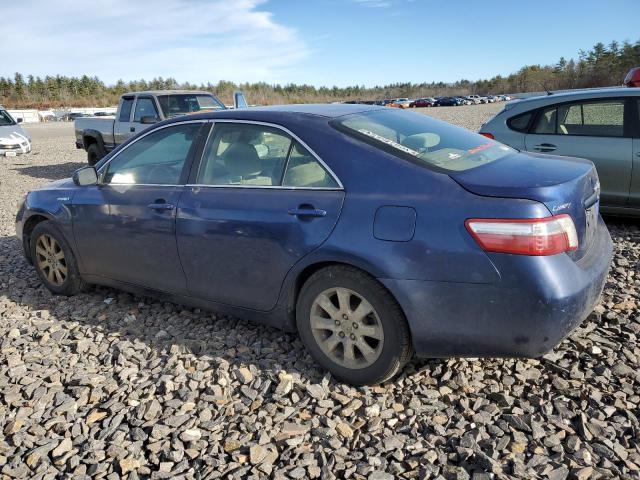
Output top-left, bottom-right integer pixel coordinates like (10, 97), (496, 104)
(30, 221), (84, 296)
(86, 143), (103, 166)
(296, 265), (413, 385)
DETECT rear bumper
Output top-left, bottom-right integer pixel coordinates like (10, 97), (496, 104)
(381, 216), (613, 358)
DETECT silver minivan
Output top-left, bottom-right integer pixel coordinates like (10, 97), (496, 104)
(480, 88), (640, 215)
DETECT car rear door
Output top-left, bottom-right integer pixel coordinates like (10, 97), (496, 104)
(176, 120), (345, 311)
(524, 97), (633, 206)
(73, 121), (206, 293)
(130, 96), (161, 137)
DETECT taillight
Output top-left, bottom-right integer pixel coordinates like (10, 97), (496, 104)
(465, 214), (578, 256)
(479, 132), (494, 139)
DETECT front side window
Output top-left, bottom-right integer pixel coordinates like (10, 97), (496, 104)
(532, 99), (625, 137)
(334, 109), (514, 172)
(0, 109), (16, 126)
(119, 98), (134, 122)
(133, 97), (159, 123)
(197, 123), (292, 186)
(104, 123), (201, 185)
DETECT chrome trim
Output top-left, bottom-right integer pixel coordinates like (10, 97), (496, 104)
(194, 119), (344, 190)
(185, 184), (342, 191)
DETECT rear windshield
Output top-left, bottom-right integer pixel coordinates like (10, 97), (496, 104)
(334, 109), (514, 172)
(0, 109), (16, 126)
(157, 94), (225, 117)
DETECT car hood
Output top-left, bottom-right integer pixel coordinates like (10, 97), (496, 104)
(34, 178), (76, 191)
(0, 124), (30, 143)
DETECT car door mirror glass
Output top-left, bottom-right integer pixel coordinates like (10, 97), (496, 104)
(140, 115), (158, 125)
(73, 166), (98, 186)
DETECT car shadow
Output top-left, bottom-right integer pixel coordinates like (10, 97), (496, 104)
(0, 234), (435, 388)
(11, 162), (87, 181)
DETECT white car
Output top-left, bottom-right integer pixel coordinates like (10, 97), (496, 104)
(0, 107), (32, 157)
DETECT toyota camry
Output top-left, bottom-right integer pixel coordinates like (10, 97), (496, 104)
(16, 104), (613, 385)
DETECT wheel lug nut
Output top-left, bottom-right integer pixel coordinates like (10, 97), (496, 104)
(334, 320), (340, 326)
(339, 332), (345, 338)
(342, 314), (348, 320)
(350, 334), (356, 340)
(352, 322), (358, 329)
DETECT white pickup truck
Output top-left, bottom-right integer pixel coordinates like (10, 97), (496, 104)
(74, 90), (232, 165)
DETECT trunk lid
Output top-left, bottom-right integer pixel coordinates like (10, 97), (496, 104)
(450, 151), (600, 260)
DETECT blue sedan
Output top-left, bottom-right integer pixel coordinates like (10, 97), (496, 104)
(16, 104), (612, 385)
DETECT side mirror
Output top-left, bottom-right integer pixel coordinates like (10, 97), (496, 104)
(234, 91), (248, 109)
(73, 166), (98, 186)
(140, 115), (158, 124)
(16, 118), (23, 123)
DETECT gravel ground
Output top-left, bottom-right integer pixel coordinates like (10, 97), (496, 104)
(1, 109), (639, 480)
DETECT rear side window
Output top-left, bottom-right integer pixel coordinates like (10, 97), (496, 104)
(119, 98), (134, 122)
(532, 99), (625, 137)
(283, 142), (339, 188)
(507, 112), (533, 132)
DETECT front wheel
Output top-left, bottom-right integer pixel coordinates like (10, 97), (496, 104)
(86, 143), (103, 166)
(30, 221), (85, 295)
(296, 266), (413, 385)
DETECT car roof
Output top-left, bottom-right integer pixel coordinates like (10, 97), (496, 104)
(204, 103), (382, 119)
(123, 90), (214, 96)
(512, 87), (640, 107)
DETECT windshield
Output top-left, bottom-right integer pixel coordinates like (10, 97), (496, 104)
(157, 94), (225, 117)
(334, 109), (514, 172)
(0, 109), (16, 126)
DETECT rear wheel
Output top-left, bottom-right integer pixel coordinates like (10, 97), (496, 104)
(31, 221), (84, 295)
(296, 266), (413, 385)
(86, 143), (103, 166)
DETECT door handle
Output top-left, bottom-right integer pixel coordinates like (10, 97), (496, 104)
(533, 143), (557, 152)
(130, 126), (136, 132)
(147, 202), (174, 211)
(288, 207), (327, 218)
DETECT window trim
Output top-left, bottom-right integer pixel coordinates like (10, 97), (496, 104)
(187, 119), (344, 191)
(527, 97), (632, 139)
(97, 120), (208, 187)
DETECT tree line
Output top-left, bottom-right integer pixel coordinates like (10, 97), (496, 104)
(1, 40), (638, 109)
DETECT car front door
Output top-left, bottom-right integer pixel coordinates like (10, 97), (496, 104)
(524, 98), (633, 206)
(176, 121), (345, 311)
(113, 96), (134, 146)
(72, 121), (205, 293)
(130, 96), (160, 137)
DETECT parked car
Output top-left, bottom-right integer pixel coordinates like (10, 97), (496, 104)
(456, 97), (472, 106)
(387, 98), (412, 109)
(480, 87), (640, 215)
(0, 106), (32, 157)
(409, 98), (435, 108)
(74, 90), (231, 165)
(465, 96), (482, 105)
(93, 111), (115, 117)
(60, 112), (87, 122)
(435, 97), (462, 107)
(17, 104), (612, 384)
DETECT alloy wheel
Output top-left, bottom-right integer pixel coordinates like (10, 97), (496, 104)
(310, 287), (384, 369)
(35, 234), (67, 286)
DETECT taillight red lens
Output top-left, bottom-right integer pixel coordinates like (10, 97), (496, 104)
(465, 215), (578, 256)
(479, 132), (494, 139)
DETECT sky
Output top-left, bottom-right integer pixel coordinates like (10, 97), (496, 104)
(2, 0), (639, 88)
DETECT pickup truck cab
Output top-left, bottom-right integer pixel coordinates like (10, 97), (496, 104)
(75, 90), (227, 164)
